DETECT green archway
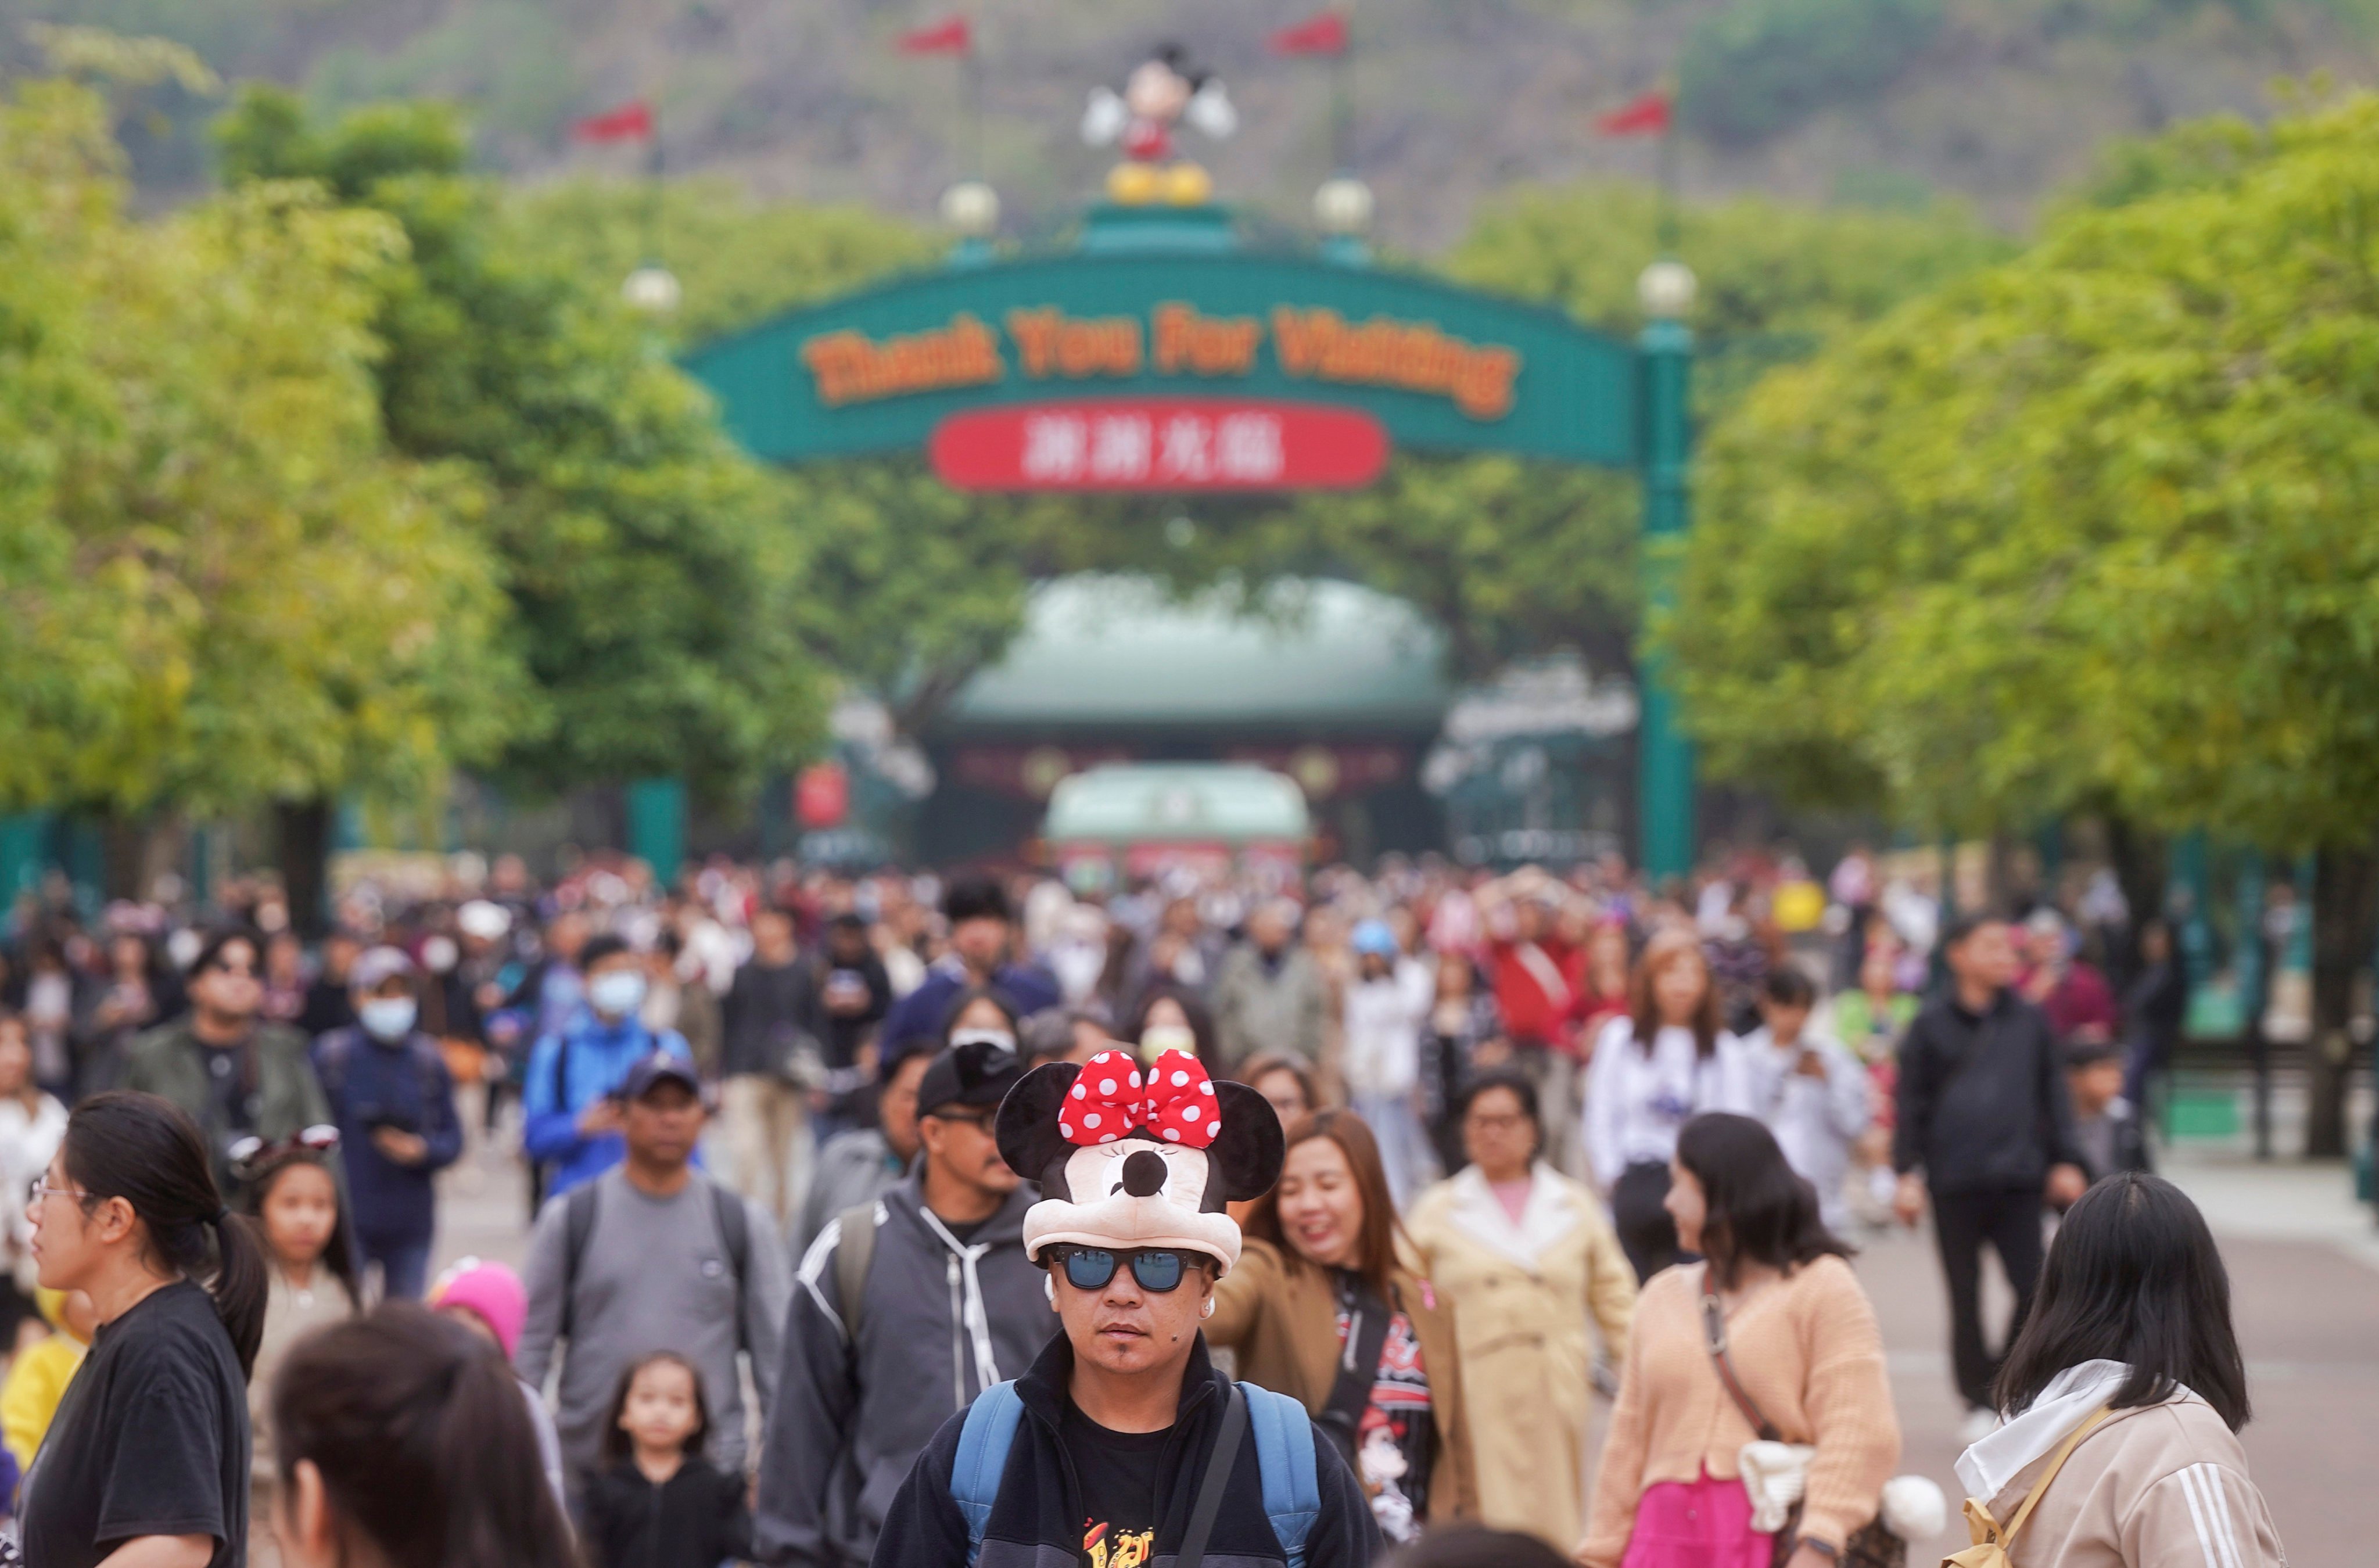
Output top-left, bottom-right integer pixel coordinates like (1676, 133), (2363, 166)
(681, 202), (1696, 877)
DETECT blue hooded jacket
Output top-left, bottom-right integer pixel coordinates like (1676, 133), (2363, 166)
(522, 1009), (692, 1197)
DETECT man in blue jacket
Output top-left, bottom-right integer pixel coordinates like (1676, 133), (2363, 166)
(870, 1047), (1379, 1568)
(878, 874), (1060, 1050)
(311, 946), (464, 1298)
(523, 933), (692, 1197)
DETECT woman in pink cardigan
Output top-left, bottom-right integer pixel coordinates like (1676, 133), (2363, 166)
(1580, 1113), (1900, 1568)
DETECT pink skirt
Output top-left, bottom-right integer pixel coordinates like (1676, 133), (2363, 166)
(1620, 1468), (1773, 1568)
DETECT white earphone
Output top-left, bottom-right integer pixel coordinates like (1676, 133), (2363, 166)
(1200, 1296), (1215, 1318)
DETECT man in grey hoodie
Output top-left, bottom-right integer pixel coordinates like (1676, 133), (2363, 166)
(754, 1039), (1054, 1567)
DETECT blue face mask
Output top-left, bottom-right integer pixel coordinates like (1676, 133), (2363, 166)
(358, 997), (417, 1042)
(587, 970), (648, 1019)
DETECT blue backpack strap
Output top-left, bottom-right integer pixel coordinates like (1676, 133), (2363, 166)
(1239, 1383), (1321, 1568)
(950, 1380), (1024, 1564)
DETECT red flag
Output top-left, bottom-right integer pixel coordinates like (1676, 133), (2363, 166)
(572, 99), (654, 142)
(895, 15), (971, 53)
(1270, 10), (1350, 55)
(1595, 89), (1673, 137)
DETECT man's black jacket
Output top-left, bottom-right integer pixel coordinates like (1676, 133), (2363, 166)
(869, 1332), (1380, 1568)
(1893, 986), (2086, 1193)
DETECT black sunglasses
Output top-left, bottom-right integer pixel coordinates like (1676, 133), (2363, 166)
(1050, 1246), (1199, 1294)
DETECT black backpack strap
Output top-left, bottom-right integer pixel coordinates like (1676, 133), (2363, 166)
(710, 1181), (752, 1355)
(558, 1180), (601, 1342)
(1177, 1384), (1249, 1568)
(1315, 1276), (1393, 1466)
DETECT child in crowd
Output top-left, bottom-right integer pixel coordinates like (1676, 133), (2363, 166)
(245, 1140), (363, 1568)
(429, 1257), (570, 1510)
(583, 1351), (751, 1568)
(1742, 967), (1871, 1235)
(2064, 1038), (2151, 1185)
(0, 1287), (92, 1471)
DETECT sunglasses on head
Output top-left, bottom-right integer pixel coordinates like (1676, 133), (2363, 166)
(1049, 1245), (1201, 1294)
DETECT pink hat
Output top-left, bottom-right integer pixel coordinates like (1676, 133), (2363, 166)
(429, 1259), (528, 1361)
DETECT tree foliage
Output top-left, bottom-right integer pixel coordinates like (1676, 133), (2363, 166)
(1674, 93), (2379, 852)
(215, 85), (830, 807)
(0, 78), (519, 819)
(1678, 0), (1946, 144)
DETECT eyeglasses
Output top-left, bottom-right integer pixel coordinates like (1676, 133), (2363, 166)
(24, 1179), (82, 1211)
(1465, 1111), (1529, 1133)
(1049, 1246), (1197, 1294)
(923, 1107), (996, 1131)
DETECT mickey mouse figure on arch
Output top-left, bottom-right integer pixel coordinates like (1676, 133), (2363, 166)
(870, 1046), (1383, 1568)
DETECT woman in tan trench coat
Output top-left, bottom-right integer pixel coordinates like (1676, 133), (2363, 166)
(1404, 1070), (1638, 1551)
(1210, 1109), (1477, 1548)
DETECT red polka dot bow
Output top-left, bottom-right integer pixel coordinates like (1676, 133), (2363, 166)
(1057, 1048), (1222, 1149)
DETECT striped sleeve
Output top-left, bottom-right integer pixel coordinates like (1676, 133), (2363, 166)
(2125, 1462), (2290, 1568)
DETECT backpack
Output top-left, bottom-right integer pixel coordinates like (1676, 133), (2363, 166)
(559, 1176), (751, 1352)
(949, 1379), (1320, 1568)
(1945, 1406), (2111, 1568)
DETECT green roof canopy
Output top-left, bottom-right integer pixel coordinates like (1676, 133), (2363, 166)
(1043, 763), (1311, 844)
(944, 575), (1449, 733)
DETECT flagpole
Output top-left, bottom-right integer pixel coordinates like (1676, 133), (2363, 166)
(1331, 3), (1352, 171)
(645, 103), (665, 268)
(1656, 114), (1677, 255)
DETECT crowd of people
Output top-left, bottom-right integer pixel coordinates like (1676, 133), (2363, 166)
(0, 842), (2281, 1568)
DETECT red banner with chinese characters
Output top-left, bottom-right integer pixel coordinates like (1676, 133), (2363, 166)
(928, 399), (1389, 491)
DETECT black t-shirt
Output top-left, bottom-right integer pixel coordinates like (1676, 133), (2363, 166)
(1060, 1401), (1168, 1568)
(23, 1279), (250, 1568)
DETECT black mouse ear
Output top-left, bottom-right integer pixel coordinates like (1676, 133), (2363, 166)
(996, 1061), (1081, 1193)
(1205, 1080), (1286, 1204)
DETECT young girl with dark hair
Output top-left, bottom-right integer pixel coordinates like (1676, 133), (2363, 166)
(268, 1303), (576, 1568)
(583, 1351), (751, 1568)
(241, 1143), (362, 1568)
(21, 1090), (269, 1568)
(1952, 1172), (2285, 1566)
(1582, 1112), (1898, 1568)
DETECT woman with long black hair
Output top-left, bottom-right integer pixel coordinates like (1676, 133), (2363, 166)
(21, 1090), (268, 1568)
(1581, 1112), (1897, 1568)
(1953, 1171), (2286, 1566)
(267, 1304), (576, 1568)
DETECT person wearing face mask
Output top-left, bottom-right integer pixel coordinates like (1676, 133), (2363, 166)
(308, 948), (464, 1300)
(124, 930), (336, 1201)
(523, 934), (693, 1200)
(1211, 1110), (1478, 1546)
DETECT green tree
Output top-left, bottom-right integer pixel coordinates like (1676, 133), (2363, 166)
(214, 85), (830, 809)
(0, 80), (519, 837)
(1673, 94), (2379, 1154)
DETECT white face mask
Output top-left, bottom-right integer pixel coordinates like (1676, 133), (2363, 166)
(587, 970), (649, 1018)
(949, 1027), (1016, 1053)
(1139, 1023), (1197, 1063)
(359, 997), (418, 1042)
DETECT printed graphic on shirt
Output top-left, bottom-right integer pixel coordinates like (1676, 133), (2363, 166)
(1082, 1520), (1154, 1568)
(1334, 1303), (1434, 1542)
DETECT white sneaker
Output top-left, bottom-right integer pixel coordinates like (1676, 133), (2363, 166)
(1959, 1406), (2000, 1446)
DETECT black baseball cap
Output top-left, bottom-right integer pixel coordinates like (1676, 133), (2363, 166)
(619, 1052), (702, 1101)
(917, 1039), (1026, 1116)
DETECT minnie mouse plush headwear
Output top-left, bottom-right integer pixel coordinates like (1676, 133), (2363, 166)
(996, 1048), (1283, 1277)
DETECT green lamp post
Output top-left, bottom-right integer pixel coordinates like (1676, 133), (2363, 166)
(1637, 257), (1697, 885)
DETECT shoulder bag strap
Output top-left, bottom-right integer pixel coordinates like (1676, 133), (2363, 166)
(1316, 1276), (1394, 1462)
(1178, 1384), (1250, 1568)
(1700, 1287), (1782, 1443)
(1997, 1406), (2114, 1549)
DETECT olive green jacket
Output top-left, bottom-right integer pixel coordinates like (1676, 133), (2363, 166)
(120, 1017), (333, 1192)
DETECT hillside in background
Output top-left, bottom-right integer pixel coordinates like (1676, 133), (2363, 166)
(13, 0), (2374, 250)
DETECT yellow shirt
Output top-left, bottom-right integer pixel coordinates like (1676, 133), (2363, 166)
(1, 1330), (86, 1472)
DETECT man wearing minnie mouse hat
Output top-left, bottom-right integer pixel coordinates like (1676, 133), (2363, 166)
(871, 1047), (1380, 1568)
